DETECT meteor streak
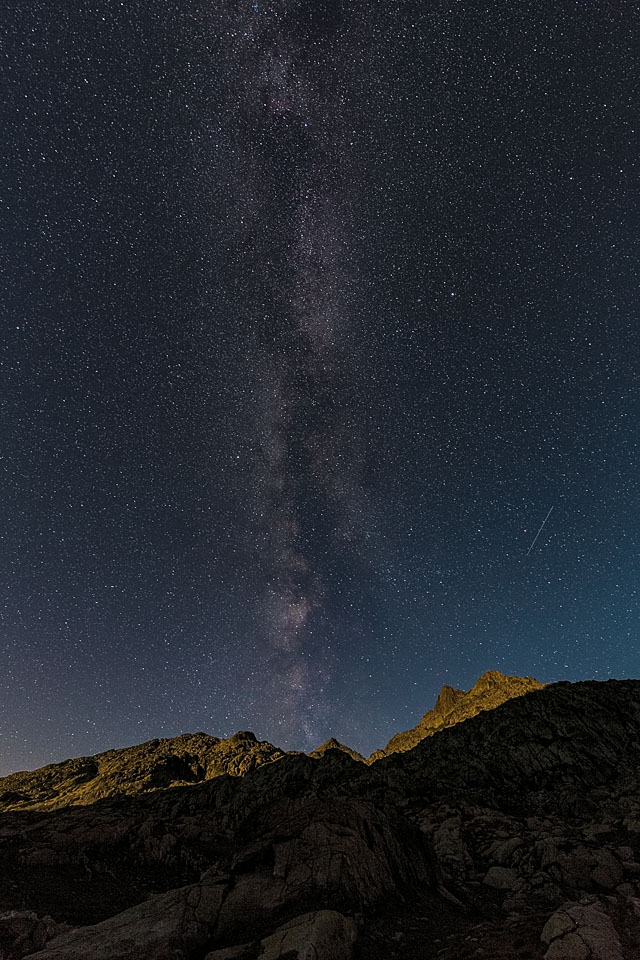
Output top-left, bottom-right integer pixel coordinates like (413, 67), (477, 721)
(526, 506), (554, 556)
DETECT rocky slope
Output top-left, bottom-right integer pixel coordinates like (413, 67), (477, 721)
(1, 677), (639, 960)
(0, 731), (285, 812)
(0, 670), (535, 812)
(373, 669), (545, 758)
(308, 738), (367, 764)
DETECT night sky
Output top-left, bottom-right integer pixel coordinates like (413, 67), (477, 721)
(2, 0), (639, 775)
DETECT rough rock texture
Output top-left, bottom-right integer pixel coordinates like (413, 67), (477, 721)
(0, 912), (68, 959)
(392, 678), (640, 804)
(541, 900), (623, 960)
(376, 669), (545, 758)
(15, 797), (428, 959)
(1, 676), (639, 959)
(24, 878), (227, 959)
(0, 732), (284, 812)
(258, 911), (357, 960)
(307, 739), (366, 764)
(203, 911), (356, 960)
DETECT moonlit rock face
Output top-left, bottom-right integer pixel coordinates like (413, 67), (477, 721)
(379, 671), (545, 758)
(433, 684), (466, 718)
(0, 732), (285, 811)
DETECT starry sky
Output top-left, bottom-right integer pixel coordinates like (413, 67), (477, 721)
(2, 0), (639, 775)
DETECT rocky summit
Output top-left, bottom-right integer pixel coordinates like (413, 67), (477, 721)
(0, 671), (536, 813)
(307, 738), (367, 764)
(0, 731), (285, 812)
(372, 669), (545, 759)
(1, 674), (640, 960)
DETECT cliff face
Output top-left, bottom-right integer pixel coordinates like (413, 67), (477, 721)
(374, 669), (545, 758)
(1, 677), (640, 960)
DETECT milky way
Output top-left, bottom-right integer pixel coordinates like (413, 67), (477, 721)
(207, 0), (373, 735)
(2, 0), (638, 772)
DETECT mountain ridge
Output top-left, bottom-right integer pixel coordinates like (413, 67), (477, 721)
(1, 677), (639, 959)
(0, 730), (285, 812)
(0, 669), (543, 811)
(370, 668), (544, 759)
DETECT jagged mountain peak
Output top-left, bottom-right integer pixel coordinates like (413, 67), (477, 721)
(308, 739), (366, 763)
(377, 669), (545, 759)
(0, 670), (545, 811)
(470, 668), (539, 692)
(225, 730), (258, 743)
(433, 683), (466, 717)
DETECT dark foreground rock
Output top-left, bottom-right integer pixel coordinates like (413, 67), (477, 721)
(14, 798), (430, 959)
(0, 678), (639, 958)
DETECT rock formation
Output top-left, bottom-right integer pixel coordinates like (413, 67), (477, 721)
(307, 738), (366, 764)
(1, 674), (639, 959)
(0, 671), (539, 813)
(0, 731), (285, 812)
(373, 669), (545, 758)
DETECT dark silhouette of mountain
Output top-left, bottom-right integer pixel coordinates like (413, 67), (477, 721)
(1, 675), (640, 960)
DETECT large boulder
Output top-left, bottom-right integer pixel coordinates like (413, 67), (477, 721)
(541, 900), (623, 960)
(259, 911), (356, 960)
(23, 878), (227, 960)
